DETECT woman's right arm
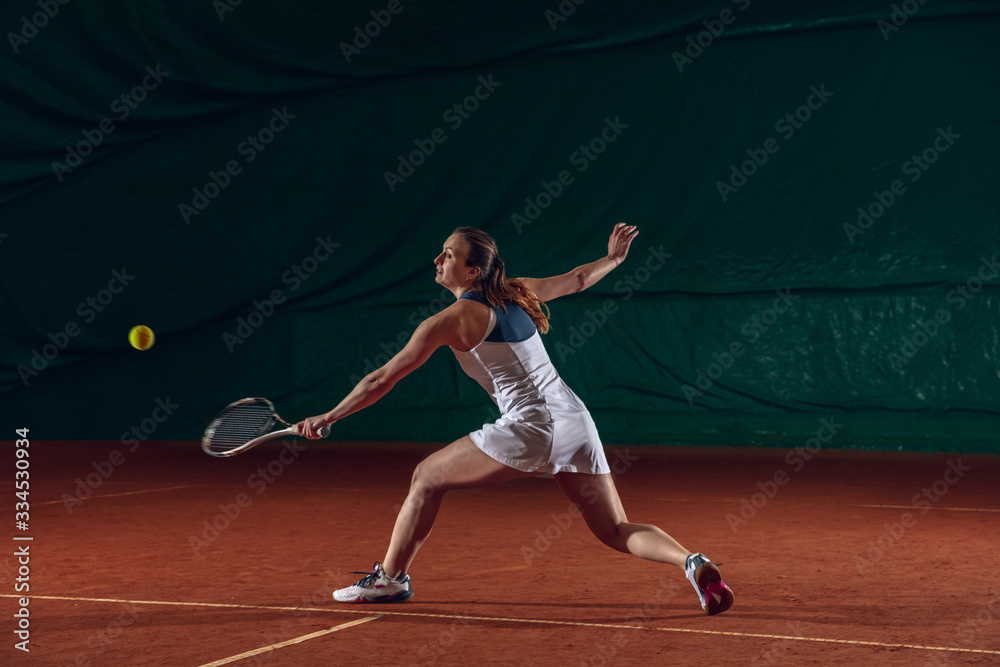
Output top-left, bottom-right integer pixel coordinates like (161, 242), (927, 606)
(520, 222), (638, 302)
(294, 308), (463, 438)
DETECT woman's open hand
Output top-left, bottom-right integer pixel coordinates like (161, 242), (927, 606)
(608, 222), (639, 266)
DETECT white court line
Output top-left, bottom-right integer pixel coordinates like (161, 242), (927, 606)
(197, 615), (381, 666)
(4, 594), (998, 658)
(30, 485), (192, 507)
(649, 499), (1000, 513)
(859, 504), (1000, 513)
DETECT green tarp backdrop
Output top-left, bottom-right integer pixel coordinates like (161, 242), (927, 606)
(2, 1), (998, 451)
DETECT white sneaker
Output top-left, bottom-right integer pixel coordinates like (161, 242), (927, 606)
(333, 562), (413, 603)
(684, 553), (734, 615)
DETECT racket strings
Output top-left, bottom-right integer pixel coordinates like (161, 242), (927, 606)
(205, 403), (275, 452)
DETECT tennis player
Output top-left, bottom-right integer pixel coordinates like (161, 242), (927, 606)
(295, 223), (733, 615)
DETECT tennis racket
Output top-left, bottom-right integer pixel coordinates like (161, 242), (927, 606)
(201, 397), (330, 457)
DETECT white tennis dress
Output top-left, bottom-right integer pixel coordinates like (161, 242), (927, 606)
(451, 291), (610, 475)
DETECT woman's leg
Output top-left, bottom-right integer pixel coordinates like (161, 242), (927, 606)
(556, 470), (734, 614)
(381, 435), (528, 577)
(554, 471), (690, 568)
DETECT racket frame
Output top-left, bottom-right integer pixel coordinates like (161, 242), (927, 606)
(201, 397), (329, 458)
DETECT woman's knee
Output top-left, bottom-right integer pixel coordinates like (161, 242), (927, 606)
(588, 520), (629, 553)
(410, 459), (450, 499)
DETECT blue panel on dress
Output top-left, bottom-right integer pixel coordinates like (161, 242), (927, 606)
(459, 290), (536, 343)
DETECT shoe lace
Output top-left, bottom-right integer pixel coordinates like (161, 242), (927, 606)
(349, 564), (382, 587)
(688, 554), (724, 568)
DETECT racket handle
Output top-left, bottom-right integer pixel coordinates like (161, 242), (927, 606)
(318, 425), (331, 438)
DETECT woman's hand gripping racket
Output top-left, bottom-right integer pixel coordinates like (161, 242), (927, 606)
(201, 397), (330, 457)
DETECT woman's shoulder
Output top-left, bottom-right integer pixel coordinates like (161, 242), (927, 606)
(459, 290), (488, 302)
(459, 290), (509, 309)
(449, 293), (493, 316)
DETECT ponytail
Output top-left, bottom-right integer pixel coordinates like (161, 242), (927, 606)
(453, 227), (551, 334)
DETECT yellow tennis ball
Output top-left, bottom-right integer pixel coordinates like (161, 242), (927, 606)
(128, 325), (155, 350)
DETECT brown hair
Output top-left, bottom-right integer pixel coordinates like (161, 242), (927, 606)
(453, 226), (551, 334)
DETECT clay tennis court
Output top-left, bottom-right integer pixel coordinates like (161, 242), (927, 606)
(5, 439), (998, 666)
(5, 1), (1000, 665)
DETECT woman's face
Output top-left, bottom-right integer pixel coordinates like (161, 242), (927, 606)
(434, 234), (478, 289)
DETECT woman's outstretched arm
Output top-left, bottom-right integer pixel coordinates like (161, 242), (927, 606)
(520, 222), (639, 302)
(294, 306), (464, 438)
